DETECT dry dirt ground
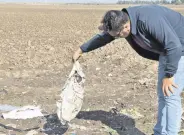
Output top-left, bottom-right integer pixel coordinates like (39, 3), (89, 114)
(0, 3), (184, 135)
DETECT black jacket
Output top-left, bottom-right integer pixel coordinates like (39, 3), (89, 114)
(80, 5), (184, 76)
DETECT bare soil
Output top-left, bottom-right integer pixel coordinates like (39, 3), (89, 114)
(0, 4), (184, 135)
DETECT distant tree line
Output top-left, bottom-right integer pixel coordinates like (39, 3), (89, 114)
(117, 0), (184, 4)
(172, 0), (184, 4)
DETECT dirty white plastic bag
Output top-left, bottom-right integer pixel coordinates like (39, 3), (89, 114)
(57, 61), (85, 124)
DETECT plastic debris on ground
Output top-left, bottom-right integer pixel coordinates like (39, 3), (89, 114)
(0, 104), (20, 112)
(2, 106), (43, 119)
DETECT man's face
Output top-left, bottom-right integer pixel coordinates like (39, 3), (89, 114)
(108, 21), (131, 38)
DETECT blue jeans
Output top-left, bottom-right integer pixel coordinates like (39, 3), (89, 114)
(154, 56), (184, 135)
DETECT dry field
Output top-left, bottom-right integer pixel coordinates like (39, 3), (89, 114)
(0, 3), (184, 135)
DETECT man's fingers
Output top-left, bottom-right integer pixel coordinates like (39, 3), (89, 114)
(165, 86), (170, 96)
(72, 53), (80, 63)
(163, 85), (170, 96)
(162, 85), (165, 96)
(72, 55), (76, 63)
(72, 48), (83, 63)
(163, 85), (175, 97)
(162, 78), (178, 97)
(72, 57), (75, 63)
(168, 85), (174, 94)
(172, 83), (178, 88)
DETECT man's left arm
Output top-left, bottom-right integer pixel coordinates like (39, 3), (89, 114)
(145, 17), (182, 77)
(144, 17), (182, 96)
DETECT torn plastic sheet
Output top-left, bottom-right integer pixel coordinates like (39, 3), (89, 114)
(0, 104), (20, 112)
(2, 106), (43, 119)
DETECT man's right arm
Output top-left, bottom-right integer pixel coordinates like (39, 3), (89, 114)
(80, 32), (115, 52)
(72, 32), (115, 62)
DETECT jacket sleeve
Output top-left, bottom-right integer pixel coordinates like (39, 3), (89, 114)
(145, 17), (182, 76)
(126, 36), (159, 61)
(80, 32), (115, 52)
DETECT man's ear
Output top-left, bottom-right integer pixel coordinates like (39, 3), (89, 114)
(98, 24), (104, 31)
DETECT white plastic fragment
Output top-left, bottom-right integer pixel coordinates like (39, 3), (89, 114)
(2, 106), (43, 119)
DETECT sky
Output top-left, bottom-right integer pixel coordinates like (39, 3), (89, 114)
(0, 0), (116, 3)
(0, 0), (170, 3)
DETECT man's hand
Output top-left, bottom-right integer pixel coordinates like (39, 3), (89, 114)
(162, 77), (178, 96)
(72, 48), (83, 63)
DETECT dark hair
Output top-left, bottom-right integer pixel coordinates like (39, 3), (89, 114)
(102, 10), (129, 32)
